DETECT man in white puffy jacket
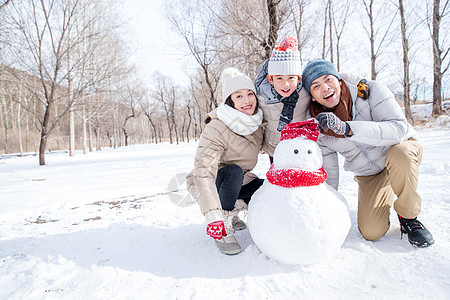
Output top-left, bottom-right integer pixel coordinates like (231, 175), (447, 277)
(302, 59), (434, 248)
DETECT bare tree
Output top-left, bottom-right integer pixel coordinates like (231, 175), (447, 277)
(430, 0), (449, 116)
(68, 1), (126, 154)
(398, 0), (413, 122)
(213, 0), (292, 73)
(167, 0), (221, 111)
(0, 81), (11, 153)
(263, 0), (284, 60)
(360, 0), (397, 79)
(287, 0), (314, 64)
(78, 33), (130, 152)
(331, 0), (353, 71)
(5, 0), (84, 165)
(189, 77), (205, 140)
(169, 87), (180, 145)
(118, 78), (143, 147)
(321, 0), (330, 59)
(184, 93), (195, 143)
(328, 0), (334, 62)
(152, 72), (178, 144)
(3, 0), (132, 159)
(215, 0), (288, 63)
(167, 0), (293, 115)
(141, 96), (160, 144)
(4, 1), (122, 162)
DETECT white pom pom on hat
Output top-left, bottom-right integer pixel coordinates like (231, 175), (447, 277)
(221, 67), (256, 102)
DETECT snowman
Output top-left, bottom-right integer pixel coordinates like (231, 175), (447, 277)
(248, 119), (351, 265)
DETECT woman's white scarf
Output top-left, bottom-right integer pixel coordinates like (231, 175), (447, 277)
(216, 104), (263, 135)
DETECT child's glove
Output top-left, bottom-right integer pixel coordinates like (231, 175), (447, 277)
(357, 79), (370, 100)
(206, 220), (226, 240)
(205, 209), (226, 240)
(316, 112), (351, 136)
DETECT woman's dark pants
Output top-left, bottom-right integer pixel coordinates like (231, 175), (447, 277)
(215, 164), (264, 211)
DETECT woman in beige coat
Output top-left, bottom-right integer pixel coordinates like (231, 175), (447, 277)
(186, 67), (264, 255)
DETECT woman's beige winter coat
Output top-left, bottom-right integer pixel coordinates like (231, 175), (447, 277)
(186, 109), (264, 215)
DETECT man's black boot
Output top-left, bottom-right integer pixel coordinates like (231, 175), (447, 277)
(398, 214), (434, 248)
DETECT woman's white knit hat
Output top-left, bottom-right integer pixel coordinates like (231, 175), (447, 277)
(221, 67), (256, 101)
(268, 36), (302, 76)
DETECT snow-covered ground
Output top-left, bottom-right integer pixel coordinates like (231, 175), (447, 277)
(1, 105), (450, 299)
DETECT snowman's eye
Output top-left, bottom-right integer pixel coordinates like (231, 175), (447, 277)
(294, 149), (299, 154)
(307, 150), (312, 154)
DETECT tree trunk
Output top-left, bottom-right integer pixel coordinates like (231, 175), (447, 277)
(95, 115), (101, 151)
(82, 107), (88, 154)
(96, 126), (101, 151)
(17, 84), (24, 155)
(186, 105), (192, 143)
(399, 0), (412, 123)
(368, 1), (377, 80)
(88, 119), (93, 152)
(107, 130), (112, 148)
(432, 0), (443, 116)
(9, 97), (17, 154)
(39, 134), (47, 165)
(17, 100), (23, 155)
(39, 98), (53, 165)
(202, 65), (218, 110)
(262, 0), (281, 60)
(145, 113), (158, 144)
(68, 4), (75, 158)
(336, 38), (341, 71)
(328, 0), (333, 63)
(0, 94), (9, 154)
(322, 3), (328, 59)
(122, 115), (134, 147)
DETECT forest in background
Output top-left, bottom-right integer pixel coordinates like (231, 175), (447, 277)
(0, 0), (449, 165)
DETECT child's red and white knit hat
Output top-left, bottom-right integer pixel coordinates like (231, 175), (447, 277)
(268, 36), (302, 76)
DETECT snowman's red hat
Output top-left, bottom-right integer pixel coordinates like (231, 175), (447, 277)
(280, 118), (319, 142)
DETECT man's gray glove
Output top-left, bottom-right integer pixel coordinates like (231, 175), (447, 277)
(315, 112), (351, 136)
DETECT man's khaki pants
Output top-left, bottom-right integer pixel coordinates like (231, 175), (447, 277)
(354, 139), (423, 241)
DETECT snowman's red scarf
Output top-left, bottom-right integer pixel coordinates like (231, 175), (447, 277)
(266, 164), (327, 187)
